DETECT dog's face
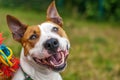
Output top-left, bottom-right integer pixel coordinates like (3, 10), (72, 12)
(6, 1), (70, 72)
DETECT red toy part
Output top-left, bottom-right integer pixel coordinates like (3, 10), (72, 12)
(0, 33), (4, 44)
(0, 33), (20, 78)
(0, 57), (20, 77)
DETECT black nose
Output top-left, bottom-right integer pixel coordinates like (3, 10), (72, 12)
(44, 38), (59, 52)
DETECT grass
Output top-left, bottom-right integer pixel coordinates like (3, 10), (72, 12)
(0, 8), (120, 80)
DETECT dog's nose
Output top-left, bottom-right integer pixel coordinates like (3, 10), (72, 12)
(44, 38), (59, 52)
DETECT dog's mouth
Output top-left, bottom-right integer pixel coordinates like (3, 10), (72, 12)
(33, 50), (69, 71)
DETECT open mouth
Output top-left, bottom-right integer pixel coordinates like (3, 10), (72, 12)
(33, 50), (69, 71)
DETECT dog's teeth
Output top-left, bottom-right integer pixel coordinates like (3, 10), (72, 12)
(38, 60), (42, 63)
(43, 59), (48, 64)
(35, 59), (41, 63)
(50, 60), (54, 65)
(60, 51), (65, 57)
(61, 53), (64, 64)
(50, 53), (64, 67)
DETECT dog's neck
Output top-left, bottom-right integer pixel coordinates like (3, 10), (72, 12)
(20, 48), (62, 80)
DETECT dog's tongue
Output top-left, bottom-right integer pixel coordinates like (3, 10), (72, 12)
(49, 53), (62, 65)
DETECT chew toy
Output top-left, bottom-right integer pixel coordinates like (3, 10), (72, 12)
(0, 33), (19, 78)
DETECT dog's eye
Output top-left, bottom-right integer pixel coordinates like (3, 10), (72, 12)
(29, 34), (37, 40)
(52, 27), (58, 32)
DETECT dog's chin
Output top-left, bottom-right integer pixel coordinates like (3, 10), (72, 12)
(33, 50), (69, 72)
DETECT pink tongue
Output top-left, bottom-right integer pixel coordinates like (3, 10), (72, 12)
(54, 53), (62, 61)
(49, 53), (62, 65)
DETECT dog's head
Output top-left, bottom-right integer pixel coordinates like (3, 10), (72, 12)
(6, 1), (70, 72)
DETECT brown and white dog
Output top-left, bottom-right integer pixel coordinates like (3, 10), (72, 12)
(6, 1), (70, 80)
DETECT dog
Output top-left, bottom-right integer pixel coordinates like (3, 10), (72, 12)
(6, 1), (70, 80)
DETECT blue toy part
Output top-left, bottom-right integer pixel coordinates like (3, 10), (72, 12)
(0, 44), (13, 66)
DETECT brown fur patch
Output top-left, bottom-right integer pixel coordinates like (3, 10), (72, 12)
(21, 25), (40, 56)
(46, 1), (63, 27)
(52, 22), (70, 43)
(46, 21), (68, 39)
(57, 26), (68, 38)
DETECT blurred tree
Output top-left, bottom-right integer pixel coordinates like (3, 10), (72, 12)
(0, 0), (120, 21)
(0, 0), (53, 11)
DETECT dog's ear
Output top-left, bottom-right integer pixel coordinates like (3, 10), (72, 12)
(47, 1), (63, 27)
(6, 15), (27, 42)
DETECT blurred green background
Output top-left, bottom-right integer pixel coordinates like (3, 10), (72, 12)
(0, 0), (120, 80)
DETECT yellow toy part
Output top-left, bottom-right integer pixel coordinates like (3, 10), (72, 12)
(0, 46), (13, 67)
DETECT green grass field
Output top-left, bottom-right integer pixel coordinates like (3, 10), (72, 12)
(0, 8), (120, 80)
